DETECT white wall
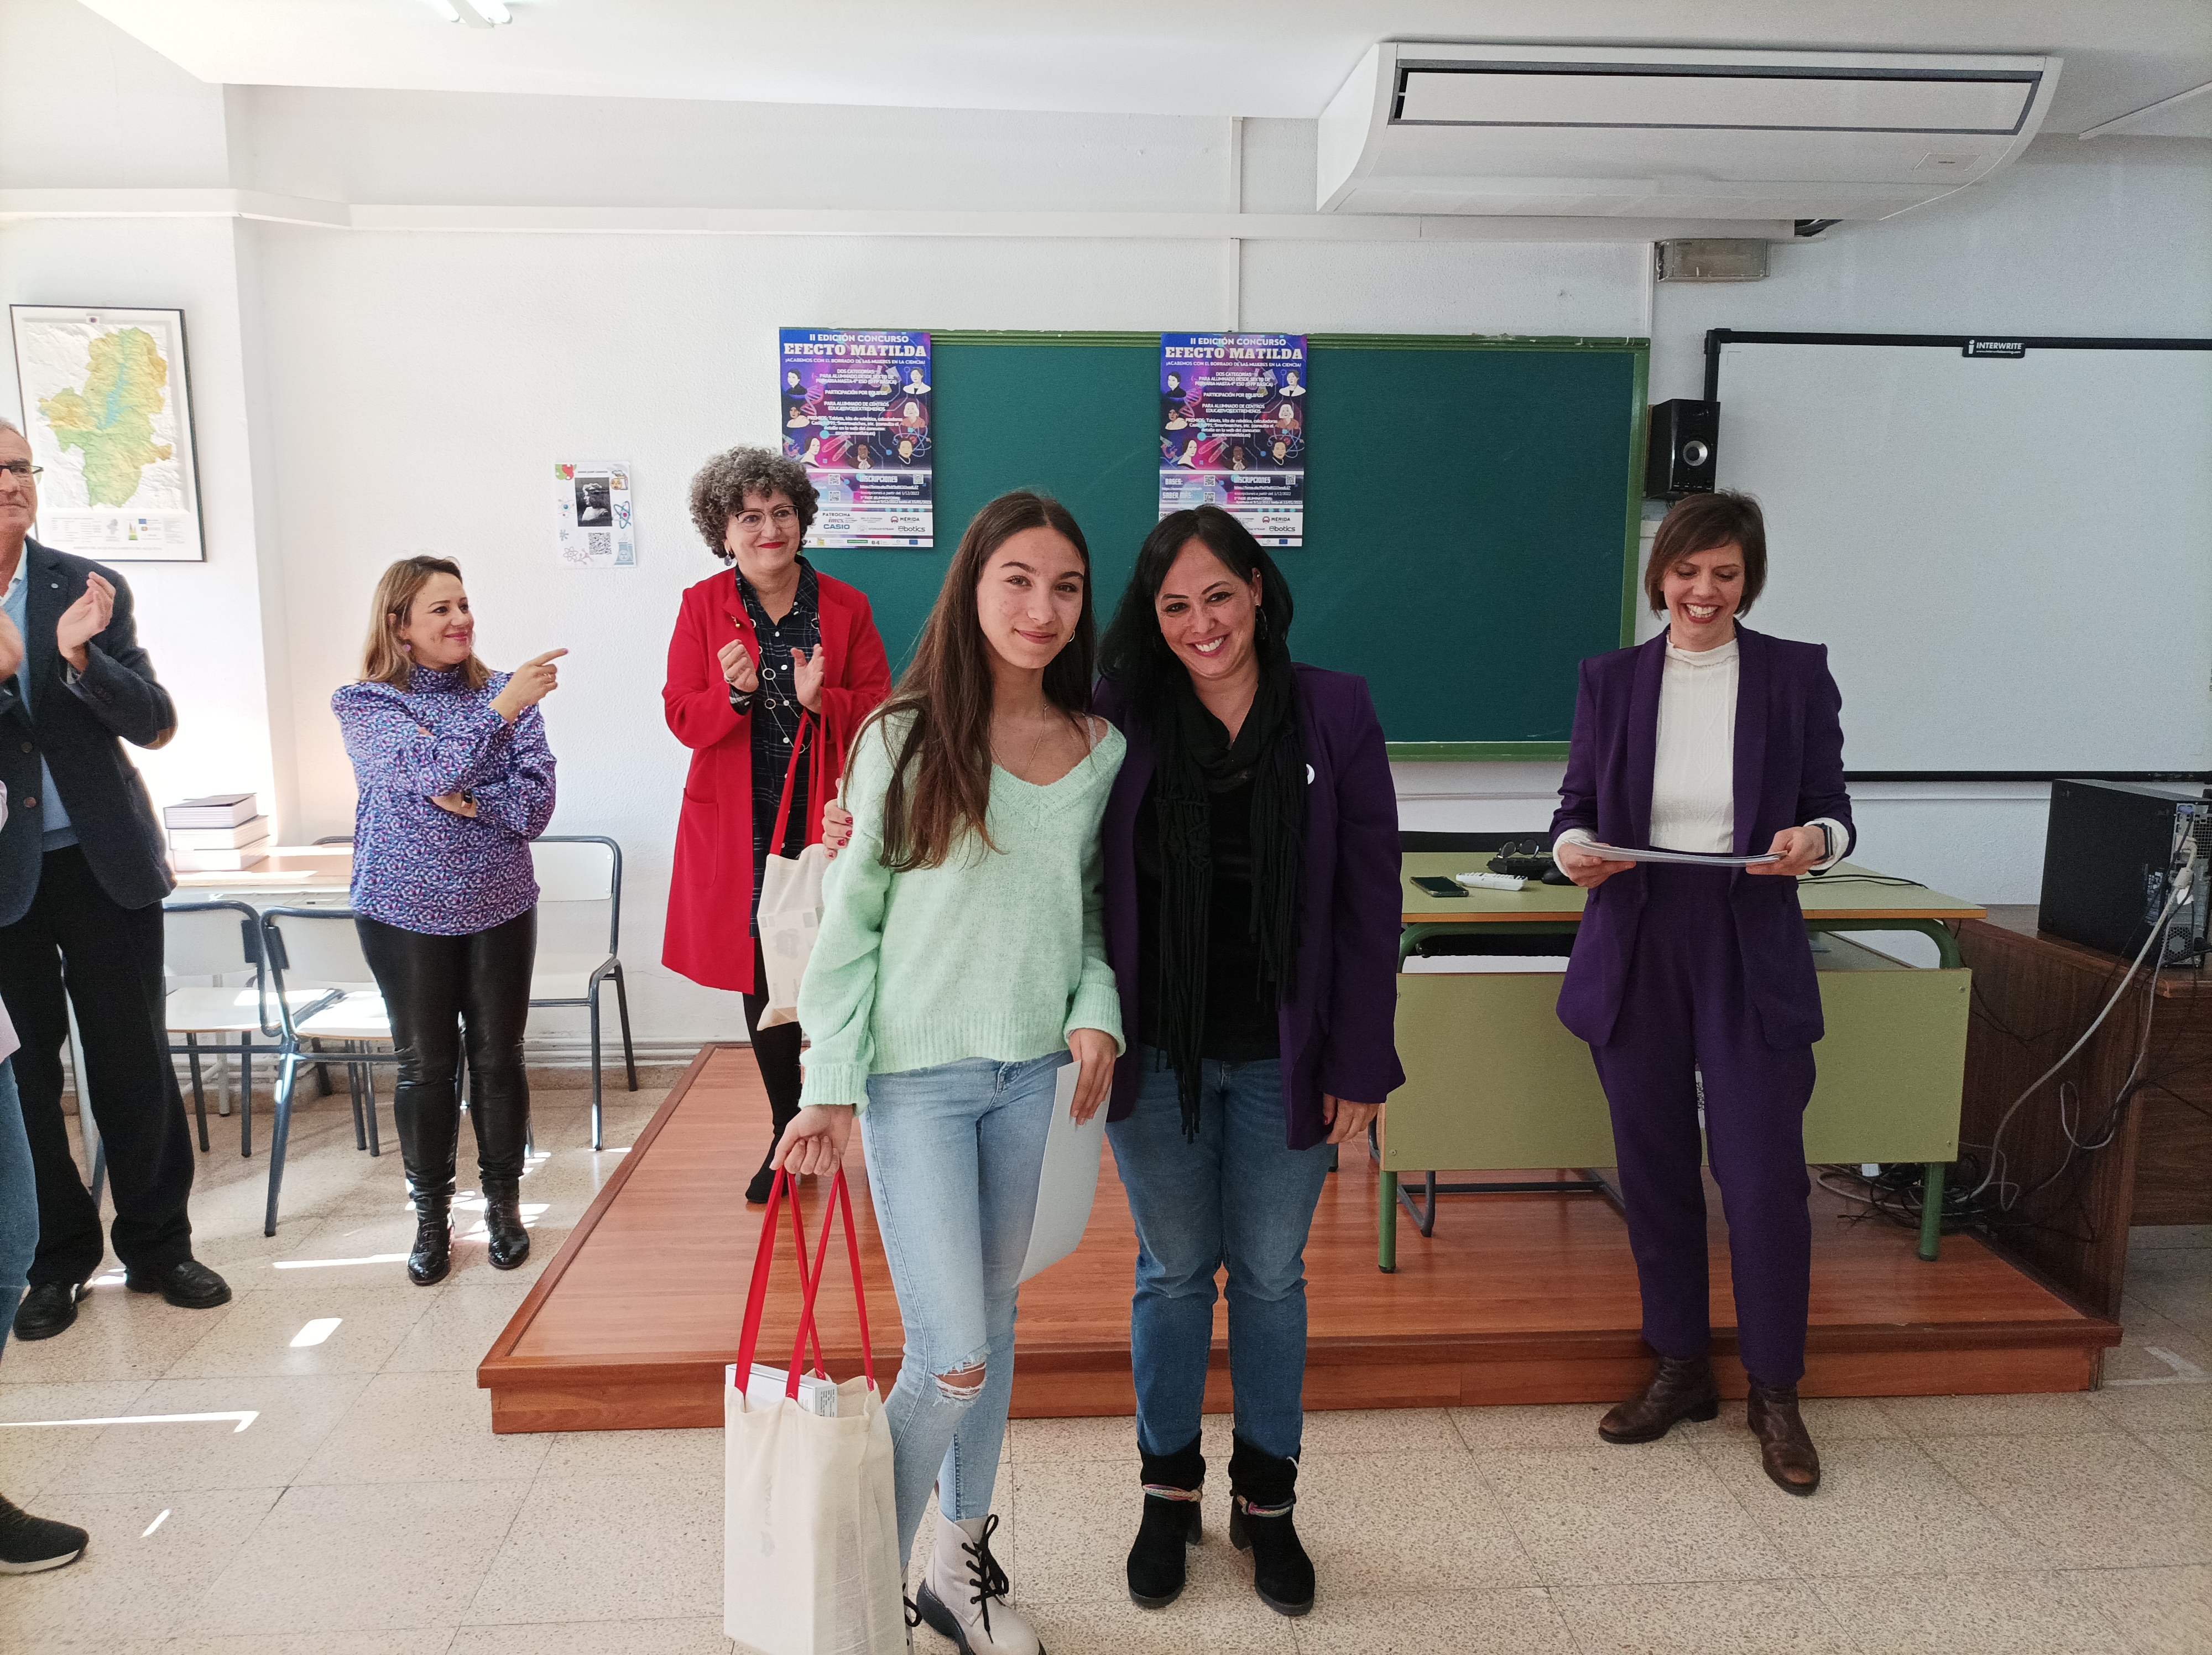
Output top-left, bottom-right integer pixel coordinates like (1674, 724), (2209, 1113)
(0, 212), (293, 839)
(5, 0), (2209, 1050)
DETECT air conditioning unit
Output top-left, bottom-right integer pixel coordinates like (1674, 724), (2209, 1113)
(1318, 45), (2060, 220)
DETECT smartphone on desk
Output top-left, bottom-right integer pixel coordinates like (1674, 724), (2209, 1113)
(1410, 875), (1467, 898)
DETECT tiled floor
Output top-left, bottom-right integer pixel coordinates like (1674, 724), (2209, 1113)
(1, 1085), (2206, 1655)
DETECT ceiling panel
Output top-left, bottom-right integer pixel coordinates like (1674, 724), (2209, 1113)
(71, 0), (2212, 134)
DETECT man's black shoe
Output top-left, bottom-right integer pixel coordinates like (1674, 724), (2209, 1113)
(123, 1259), (232, 1310)
(11, 1282), (87, 1341)
(0, 1494), (87, 1573)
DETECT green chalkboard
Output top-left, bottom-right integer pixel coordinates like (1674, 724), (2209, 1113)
(806, 331), (1647, 758)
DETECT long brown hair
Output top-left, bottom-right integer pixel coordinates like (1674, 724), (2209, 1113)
(361, 556), (492, 690)
(867, 491), (1095, 871)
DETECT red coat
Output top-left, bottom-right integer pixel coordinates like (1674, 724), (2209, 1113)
(662, 566), (893, 993)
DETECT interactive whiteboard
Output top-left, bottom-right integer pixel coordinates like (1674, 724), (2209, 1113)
(1710, 334), (2212, 774)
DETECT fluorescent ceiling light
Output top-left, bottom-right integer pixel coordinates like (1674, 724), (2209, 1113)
(290, 1318), (344, 1347)
(472, 0), (514, 22)
(421, 0), (461, 20)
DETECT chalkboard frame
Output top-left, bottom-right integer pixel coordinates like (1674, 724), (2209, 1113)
(905, 330), (1652, 761)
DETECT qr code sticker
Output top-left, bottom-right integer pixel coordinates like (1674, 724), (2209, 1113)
(587, 532), (612, 559)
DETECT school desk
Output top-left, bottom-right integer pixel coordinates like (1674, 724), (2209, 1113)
(1380, 855), (1983, 1272)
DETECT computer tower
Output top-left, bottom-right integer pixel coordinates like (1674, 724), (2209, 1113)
(2038, 779), (2211, 966)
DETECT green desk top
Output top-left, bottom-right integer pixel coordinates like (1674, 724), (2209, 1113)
(1400, 854), (1985, 925)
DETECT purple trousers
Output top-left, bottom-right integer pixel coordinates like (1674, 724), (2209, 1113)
(1589, 863), (1816, 1387)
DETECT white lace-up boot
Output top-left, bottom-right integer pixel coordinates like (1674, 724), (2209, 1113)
(914, 1508), (1042, 1655)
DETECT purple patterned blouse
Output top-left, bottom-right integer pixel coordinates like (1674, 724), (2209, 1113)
(331, 664), (557, 936)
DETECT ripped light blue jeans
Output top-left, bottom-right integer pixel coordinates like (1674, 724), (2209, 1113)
(859, 1050), (1062, 1564)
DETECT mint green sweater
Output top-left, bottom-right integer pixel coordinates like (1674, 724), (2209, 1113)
(796, 713), (1127, 1110)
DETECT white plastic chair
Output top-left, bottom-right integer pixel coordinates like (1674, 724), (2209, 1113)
(529, 835), (637, 1149)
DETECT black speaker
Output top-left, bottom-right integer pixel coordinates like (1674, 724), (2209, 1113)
(1645, 399), (1718, 498)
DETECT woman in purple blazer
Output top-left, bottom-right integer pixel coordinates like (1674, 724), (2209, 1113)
(1552, 490), (1853, 1496)
(1093, 506), (1403, 1618)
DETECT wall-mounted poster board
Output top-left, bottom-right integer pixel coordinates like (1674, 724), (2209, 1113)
(807, 332), (1647, 758)
(9, 304), (206, 563)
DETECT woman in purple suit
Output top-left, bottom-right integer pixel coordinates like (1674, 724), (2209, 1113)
(1093, 506), (1403, 1617)
(1552, 490), (1851, 1496)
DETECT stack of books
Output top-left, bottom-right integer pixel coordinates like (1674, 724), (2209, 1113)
(165, 794), (270, 872)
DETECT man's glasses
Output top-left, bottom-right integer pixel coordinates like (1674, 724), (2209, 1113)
(0, 461), (41, 480)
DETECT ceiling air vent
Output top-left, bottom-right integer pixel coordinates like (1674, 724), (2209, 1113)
(1318, 45), (2060, 221)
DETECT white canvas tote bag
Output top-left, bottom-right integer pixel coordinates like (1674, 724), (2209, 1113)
(755, 714), (828, 1028)
(725, 1168), (902, 1655)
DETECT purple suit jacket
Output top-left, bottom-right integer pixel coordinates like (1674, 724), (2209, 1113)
(1095, 665), (1406, 1149)
(1549, 626), (1854, 1052)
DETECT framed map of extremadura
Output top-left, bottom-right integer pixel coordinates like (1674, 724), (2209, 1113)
(10, 305), (205, 563)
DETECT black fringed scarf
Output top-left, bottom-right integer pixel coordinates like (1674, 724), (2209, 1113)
(1151, 660), (1307, 1138)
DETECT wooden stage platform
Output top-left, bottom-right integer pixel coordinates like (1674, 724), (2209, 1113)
(478, 1045), (2120, 1434)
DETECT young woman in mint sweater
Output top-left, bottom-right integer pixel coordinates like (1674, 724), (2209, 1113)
(781, 490), (1123, 1655)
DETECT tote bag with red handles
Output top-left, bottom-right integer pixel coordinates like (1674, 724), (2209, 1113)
(724, 1168), (903, 1655)
(755, 712), (830, 1029)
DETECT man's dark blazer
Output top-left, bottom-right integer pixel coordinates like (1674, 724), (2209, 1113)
(0, 538), (178, 927)
(1549, 625), (1854, 1052)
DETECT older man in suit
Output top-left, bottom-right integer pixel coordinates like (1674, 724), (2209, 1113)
(0, 418), (229, 1343)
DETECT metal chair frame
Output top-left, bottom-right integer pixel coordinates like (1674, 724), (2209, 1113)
(258, 907), (377, 1236)
(162, 899), (284, 1158)
(530, 834), (638, 1149)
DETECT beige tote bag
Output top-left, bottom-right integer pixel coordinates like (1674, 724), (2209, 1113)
(725, 1168), (902, 1655)
(755, 714), (827, 1028)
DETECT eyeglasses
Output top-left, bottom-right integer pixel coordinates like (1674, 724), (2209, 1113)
(0, 461), (41, 480)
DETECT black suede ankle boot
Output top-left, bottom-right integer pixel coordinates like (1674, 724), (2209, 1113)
(1227, 1433), (1313, 1617)
(1126, 1435), (1204, 1609)
(482, 1180), (529, 1271)
(407, 1196), (452, 1287)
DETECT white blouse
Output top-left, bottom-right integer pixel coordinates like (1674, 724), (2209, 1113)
(1650, 637), (1742, 853)
(1556, 636), (1848, 867)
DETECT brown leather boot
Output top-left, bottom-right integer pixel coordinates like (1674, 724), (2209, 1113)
(1598, 1355), (1720, 1444)
(1746, 1381), (1821, 1494)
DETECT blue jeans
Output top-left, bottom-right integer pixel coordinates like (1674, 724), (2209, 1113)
(860, 1052), (1061, 1563)
(1106, 1048), (1331, 1463)
(0, 1060), (36, 1360)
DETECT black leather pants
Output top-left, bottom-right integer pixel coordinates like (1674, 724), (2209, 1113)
(356, 909), (536, 1208)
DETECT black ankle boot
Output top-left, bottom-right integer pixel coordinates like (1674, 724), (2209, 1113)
(482, 1180), (529, 1271)
(744, 1145), (778, 1207)
(408, 1198), (452, 1287)
(745, 1098), (801, 1206)
(1227, 1433), (1313, 1617)
(1126, 1435), (1204, 1609)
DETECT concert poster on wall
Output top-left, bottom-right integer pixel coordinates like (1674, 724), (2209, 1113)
(779, 328), (933, 547)
(1158, 332), (1306, 546)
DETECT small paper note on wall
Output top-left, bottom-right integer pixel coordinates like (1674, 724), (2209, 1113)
(552, 462), (637, 568)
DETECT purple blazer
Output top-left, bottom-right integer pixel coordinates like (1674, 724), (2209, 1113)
(1095, 665), (1406, 1149)
(1549, 626), (1854, 1052)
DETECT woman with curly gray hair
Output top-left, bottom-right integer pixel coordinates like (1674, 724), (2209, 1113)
(662, 446), (891, 1200)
